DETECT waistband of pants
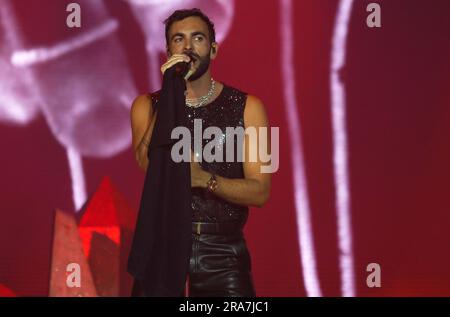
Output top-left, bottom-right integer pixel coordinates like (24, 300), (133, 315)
(192, 222), (244, 235)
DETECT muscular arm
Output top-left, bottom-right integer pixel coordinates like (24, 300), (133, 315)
(130, 95), (158, 171)
(191, 95), (272, 208)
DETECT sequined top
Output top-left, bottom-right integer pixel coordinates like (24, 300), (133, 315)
(150, 84), (249, 224)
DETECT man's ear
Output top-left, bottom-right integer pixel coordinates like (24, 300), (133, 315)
(210, 42), (218, 59)
(166, 46), (171, 57)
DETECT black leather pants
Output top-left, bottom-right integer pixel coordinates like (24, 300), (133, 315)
(131, 224), (255, 297)
(187, 230), (255, 297)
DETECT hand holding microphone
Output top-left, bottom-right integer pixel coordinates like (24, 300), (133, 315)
(160, 53), (196, 80)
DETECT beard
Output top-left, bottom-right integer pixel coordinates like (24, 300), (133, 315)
(186, 52), (211, 82)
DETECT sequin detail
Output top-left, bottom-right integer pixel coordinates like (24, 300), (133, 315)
(150, 84), (249, 224)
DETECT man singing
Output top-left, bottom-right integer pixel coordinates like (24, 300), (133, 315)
(129, 8), (271, 297)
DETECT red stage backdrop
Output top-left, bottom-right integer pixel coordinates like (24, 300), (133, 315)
(0, 0), (449, 296)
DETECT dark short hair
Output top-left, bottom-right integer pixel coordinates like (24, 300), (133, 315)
(164, 8), (216, 45)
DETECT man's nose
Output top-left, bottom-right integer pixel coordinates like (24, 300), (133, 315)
(183, 39), (193, 52)
(183, 47), (193, 59)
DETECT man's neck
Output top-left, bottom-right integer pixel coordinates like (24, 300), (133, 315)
(185, 71), (213, 99)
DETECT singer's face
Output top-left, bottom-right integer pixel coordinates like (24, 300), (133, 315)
(167, 17), (215, 81)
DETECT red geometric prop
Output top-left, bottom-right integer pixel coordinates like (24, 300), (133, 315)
(49, 209), (97, 297)
(0, 284), (17, 297)
(77, 176), (137, 296)
(48, 176), (137, 296)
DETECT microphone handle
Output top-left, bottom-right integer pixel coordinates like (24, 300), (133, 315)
(174, 61), (192, 78)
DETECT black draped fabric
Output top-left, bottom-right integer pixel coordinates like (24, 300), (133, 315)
(127, 65), (192, 296)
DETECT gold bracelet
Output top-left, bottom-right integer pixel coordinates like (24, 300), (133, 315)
(206, 173), (218, 193)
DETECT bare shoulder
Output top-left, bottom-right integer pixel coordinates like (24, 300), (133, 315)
(131, 94), (153, 118)
(244, 94), (269, 127)
(130, 94), (153, 140)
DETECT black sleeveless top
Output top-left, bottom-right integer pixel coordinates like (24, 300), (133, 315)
(150, 84), (249, 224)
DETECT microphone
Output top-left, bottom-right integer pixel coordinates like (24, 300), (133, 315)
(174, 52), (195, 79)
(174, 61), (190, 77)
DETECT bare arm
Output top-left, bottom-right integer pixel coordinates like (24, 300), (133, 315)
(130, 54), (190, 171)
(130, 95), (158, 171)
(191, 95), (272, 208)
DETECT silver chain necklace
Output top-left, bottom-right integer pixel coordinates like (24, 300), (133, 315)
(185, 79), (216, 108)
